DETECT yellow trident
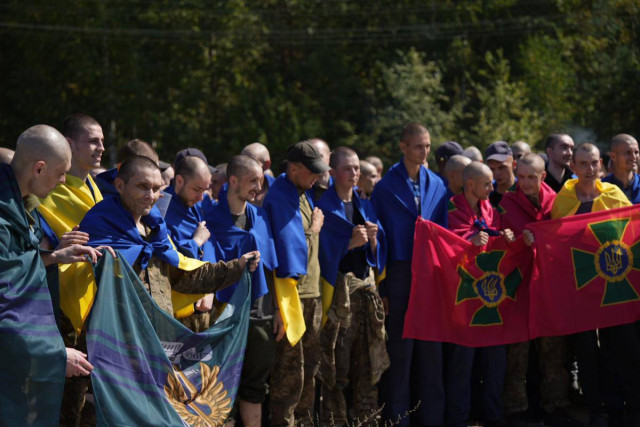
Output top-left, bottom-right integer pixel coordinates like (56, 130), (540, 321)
(605, 247), (623, 276)
(481, 275), (500, 302)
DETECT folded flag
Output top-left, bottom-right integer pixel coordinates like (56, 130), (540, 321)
(87, 250), (250, 426)
(403, 218), (533, 347)
(527, 204), (640, 337)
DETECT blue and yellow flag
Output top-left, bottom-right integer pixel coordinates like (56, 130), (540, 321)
(87, 250), (250, 426)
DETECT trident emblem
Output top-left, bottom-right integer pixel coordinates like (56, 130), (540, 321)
(481, 276), (499, 302)
(605, 247), (623, 276)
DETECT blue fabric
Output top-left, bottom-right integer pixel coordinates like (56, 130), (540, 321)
(203, 187), (277, 302)
(94, 167), (119, 198)
(263, 174), (315, 278)
(87, 250), (250, 426)
(370, 161), (448, 263)
(317, 185), (386, 287)
(264, 174), (276, 186)
(164, 186), (216, 262)
(602, 173), (640, 205)
(79, 196), (180, 269)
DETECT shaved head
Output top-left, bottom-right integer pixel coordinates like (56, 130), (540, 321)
(463, 146), (483, 162)
(516, 153), (546, 173)
(227, 155), (262, 180)
(610, 134), (638, 151)
(511, 141), (532, 160)
(360, 160), (376, 176)
(13, 125), (71, 168)
(445, 155), (472, 176)
(572, 142), (599, 161)
(0, 147), (14, 164)
(175, 155), (211, 182)
(365, 156), (383, 174)
(309, 138), (330, 163)
(241, 142), (271, 171)
(118, 139), (159, 164)
(463, 161), (492, 183)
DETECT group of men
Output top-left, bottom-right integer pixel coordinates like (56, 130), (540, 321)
(1, 114), (639, 427)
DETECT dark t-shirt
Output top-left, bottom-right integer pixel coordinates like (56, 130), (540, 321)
(545, 167), (573, 193)
(575, 201), (594, 215)
(338, 201), (370, 280)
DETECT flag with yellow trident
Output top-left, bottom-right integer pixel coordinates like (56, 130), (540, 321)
(527, 204), (640, 338)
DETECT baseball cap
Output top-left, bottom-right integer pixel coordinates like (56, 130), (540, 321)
(286, 141), (331, 174)
(174, 148), (208, 167)
(485, 141), (513, 162)
(158, 160), (171, 172)
(435, 141), (464, 163)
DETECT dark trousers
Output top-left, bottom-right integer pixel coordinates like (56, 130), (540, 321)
(379, 262), (444, 426)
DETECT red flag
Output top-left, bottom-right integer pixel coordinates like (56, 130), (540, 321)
(527, 205), (640, 337)
(403, 218), (533, 347)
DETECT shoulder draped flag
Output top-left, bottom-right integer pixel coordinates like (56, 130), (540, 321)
(87, 250), (250, 427)
(527, 204), (640, 337)
(403, 218), (533, 347)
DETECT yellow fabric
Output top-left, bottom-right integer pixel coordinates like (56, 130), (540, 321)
(375, 266), (386, 286)
(321, 278), (334, 327)
(274, 274), (306, 346)
(171, 250), (207, 319)
(551, 179), (631, 219)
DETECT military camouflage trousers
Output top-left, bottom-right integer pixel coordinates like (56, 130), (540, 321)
(503, 336), (571, 415)
(270, 296), (322, 427)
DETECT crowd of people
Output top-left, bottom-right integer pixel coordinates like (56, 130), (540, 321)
(1, 114), (639, 427)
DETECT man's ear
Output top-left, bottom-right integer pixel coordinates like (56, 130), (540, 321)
(32, 160), (46, 178)
(264, 159), (272, 170)
(399, 141), (407, 155)
(228, 175), (238, 187)
(114, 177), (125, 194)
(540, 170), (547, 181)
(174, 174), (184, 191)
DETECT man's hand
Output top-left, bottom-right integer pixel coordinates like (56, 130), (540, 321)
(349, 225), (368, 249)
(471, 231), (489, 247)
(65, 348), (93, 377)
(52, 245), (103, 265)
(310, 207), (324, 234)
(502, 228), (515, 243)
(57, 226), (89, 249)
(239, 251), (261, 272)
(273, 310), (286, 342)
(365, 221), (378, 250)
(192, 221), (210, 247)
(195, 293), (214, 312)
(522, 229), (535, 247)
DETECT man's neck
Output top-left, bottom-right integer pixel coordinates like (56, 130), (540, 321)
(335, 185), (353, 203)
(464, 191), (480, 214)
(403, 158), (421, 181)
(575, 179), (600, 202)
(227, 191), (247, 216)
(12, 165), (30, 199)
(497, 176), (515, 194)
(547, 162), (566, 183)
(67, 162), (90, 182)
(612, 168), (634, 188)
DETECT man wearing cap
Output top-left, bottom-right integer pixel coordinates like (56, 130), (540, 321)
(371, 122), (448, 426)
(263, 140), (329, 426)
(164, 155), (217, 332)
(435, 141), (464, 179)
(544, 133), (575, 193)
(485, 141), (516, 207)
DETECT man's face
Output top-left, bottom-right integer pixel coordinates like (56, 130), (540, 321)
(516, 163), (545, 197)
(289, 163), (320, 190)
(400, 133), (431, 167)
(209, 172), (226, 200)
(610, 140), (640, 174)
(175, 171), (211, 208)
(69, 124), (105, 172)
(547, 136), (574, 169)
(487, 157), (515, 187)
(358, 169), (378, 195)
(33, 158), (71, 198)
(116, 167), (163, 219)
(470, 173), (494, 201)
(333, 155), (360, 191)
(233, 166), (263, 203)
(571, 149), (601, 184)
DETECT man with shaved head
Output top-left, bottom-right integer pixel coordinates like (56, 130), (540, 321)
(550, 142), (631, 427)
(446, 161), (514, 427)
(365, 155), (384, 176)
(204, 154), (279, 427)
(1, 125), (106, 424)
(602, 134), (640, 204)
(511, 141), (532, 161)
(310, 138), (332, 201)
(242, 142), (275, 206)
(0, 147), (14, 164)
(544, 133), (575, 193)
(444, 154), (472, 198)
(463, 146), (483, 162)
(498, 154), (581, 426)
(164, 155), (215, 332)
(356, 159), (378, 199)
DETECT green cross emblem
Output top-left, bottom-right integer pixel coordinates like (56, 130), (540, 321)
(572, 218), (640, 305)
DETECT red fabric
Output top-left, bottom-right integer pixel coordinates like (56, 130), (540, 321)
(499, 182), (555, 236)
(527, 205), (640, 338)
(448, 193), (501, 239)
(403, 218), (532, 347)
